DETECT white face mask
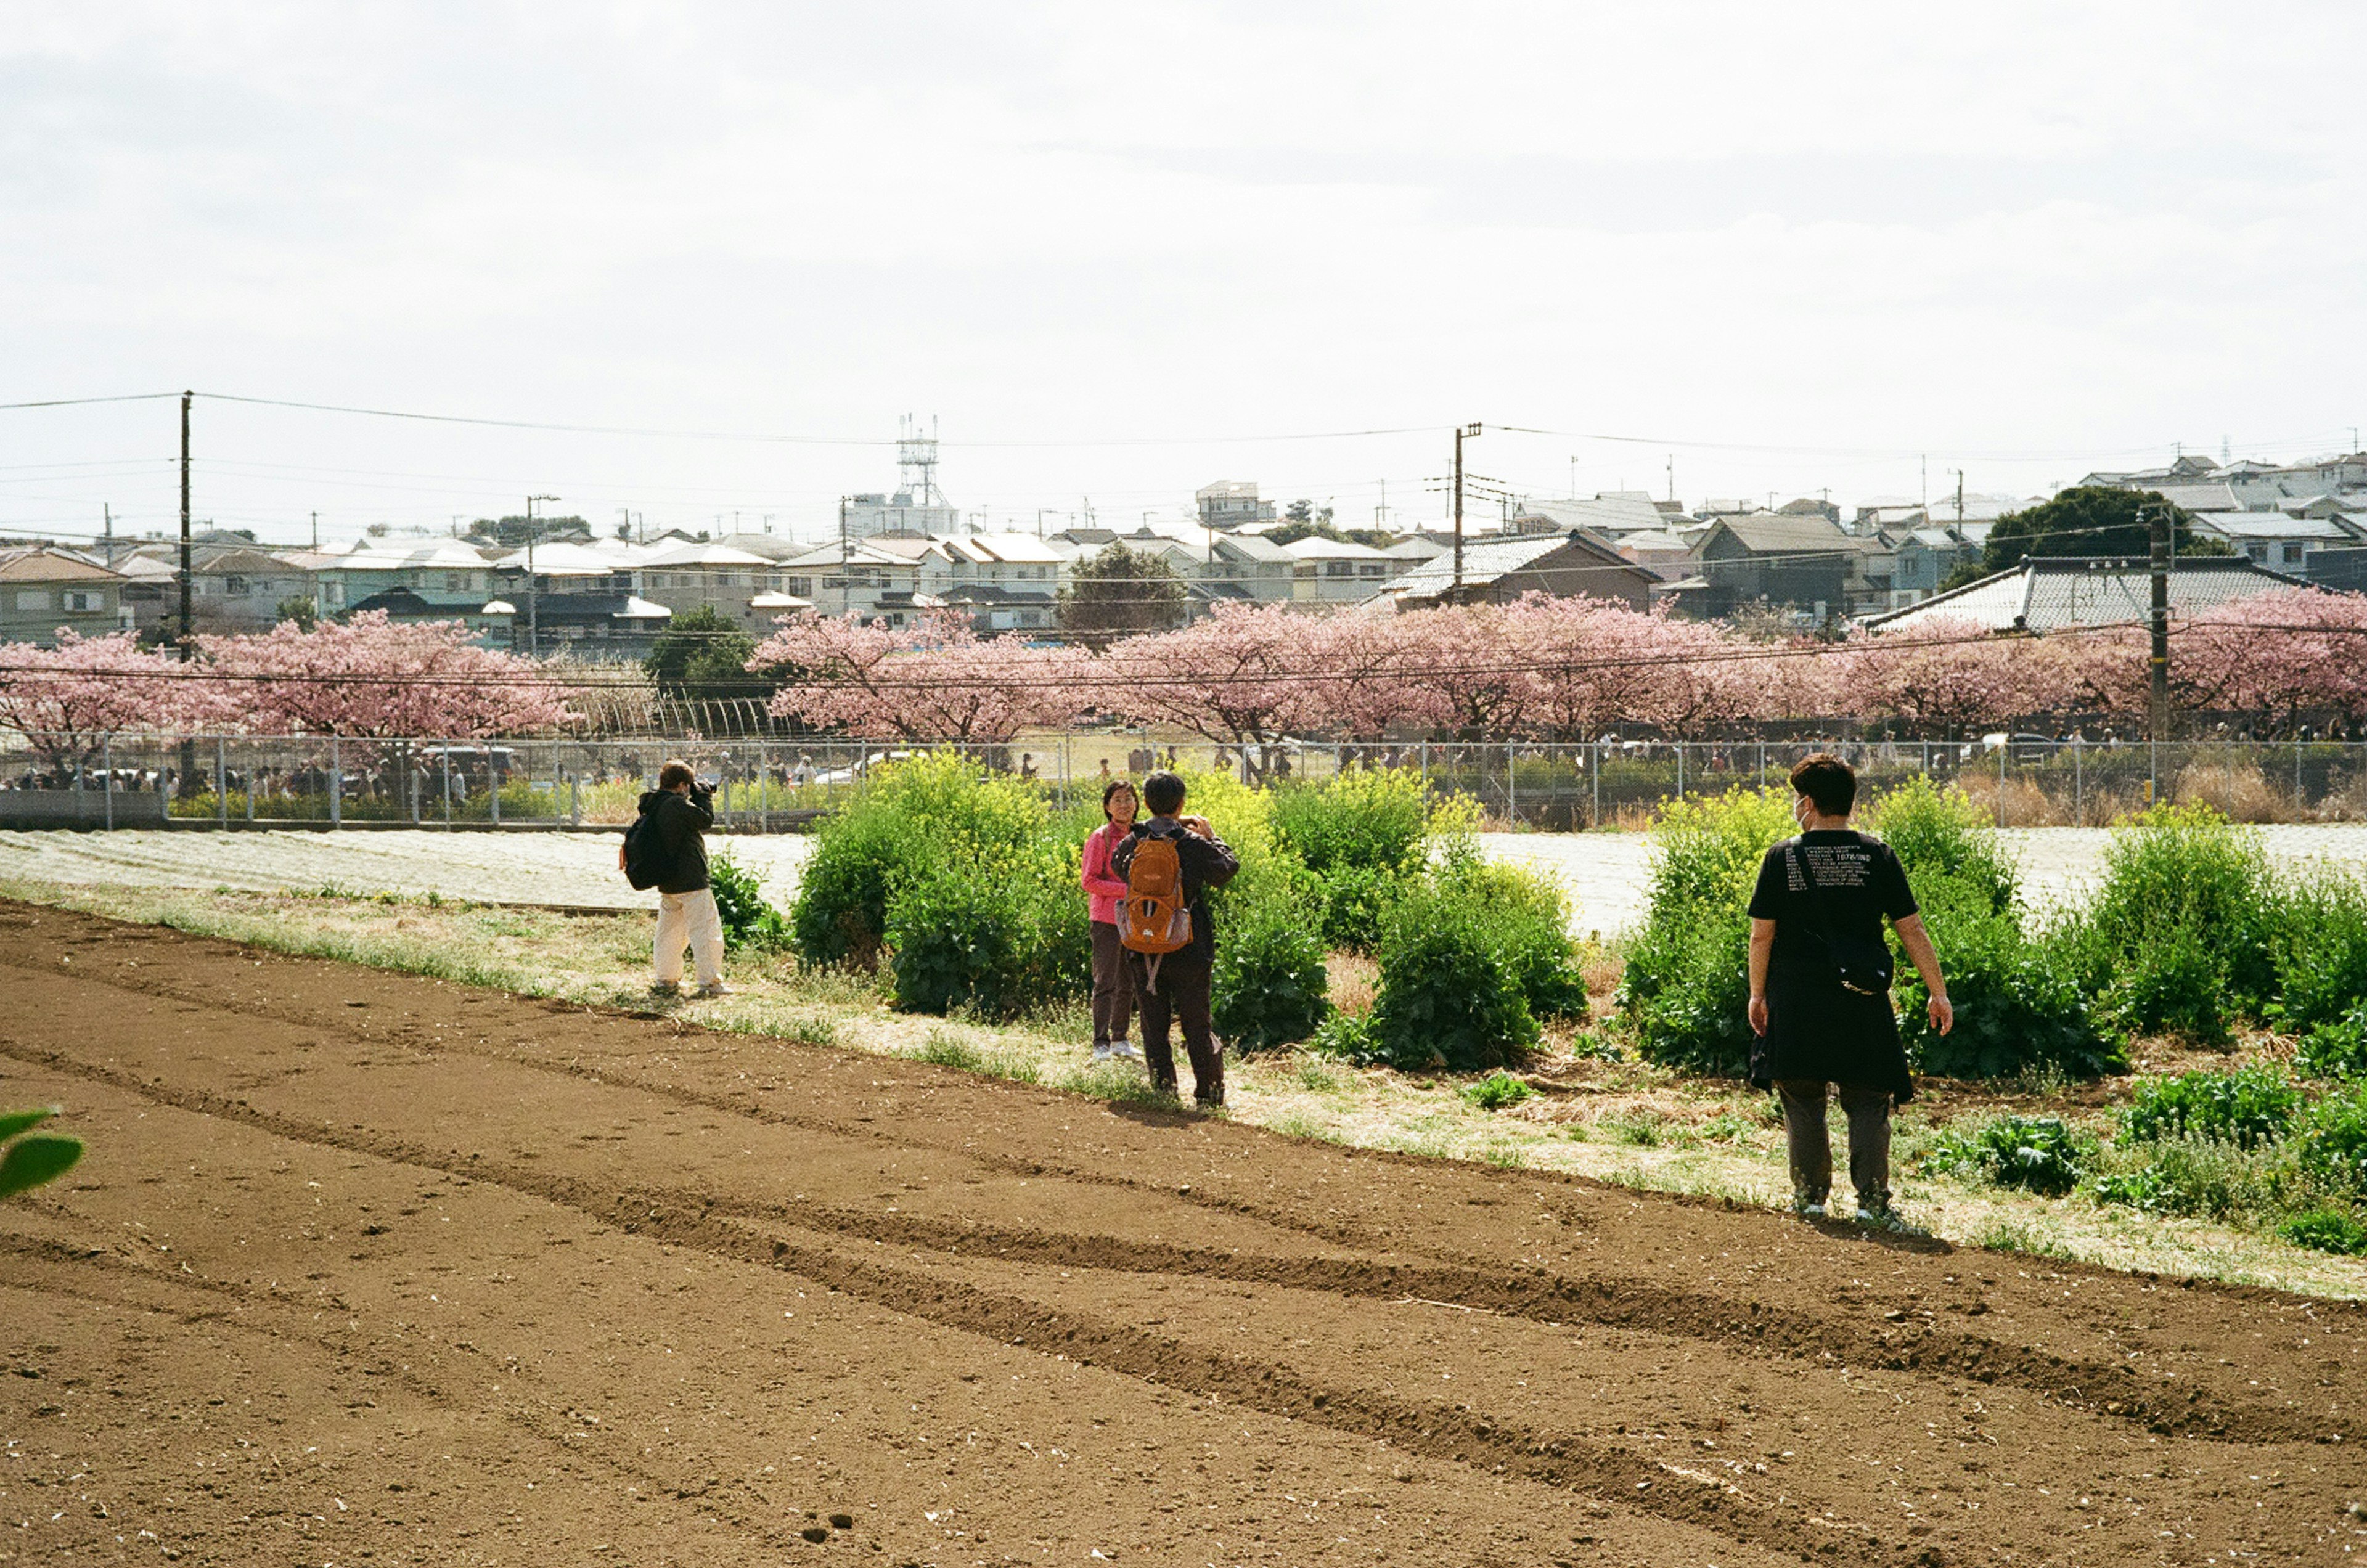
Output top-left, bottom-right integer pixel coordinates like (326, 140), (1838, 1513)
(1794, 794), (1814, 830)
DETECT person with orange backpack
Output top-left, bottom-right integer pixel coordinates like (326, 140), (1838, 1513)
(1110, 770), (1238, 1106)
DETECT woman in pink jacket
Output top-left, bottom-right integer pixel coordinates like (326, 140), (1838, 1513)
(1079, 778), (1140, 1062)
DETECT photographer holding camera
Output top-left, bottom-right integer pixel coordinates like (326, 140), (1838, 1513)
(627, 758), (727, 998)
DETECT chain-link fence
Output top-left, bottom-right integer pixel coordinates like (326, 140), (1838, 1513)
(5, 731), (2365, 831)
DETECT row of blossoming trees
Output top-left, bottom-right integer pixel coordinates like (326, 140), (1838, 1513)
(748, 589), (2367, 758)
(6, 590), (2365, 775)
(0, 612), (572, 772)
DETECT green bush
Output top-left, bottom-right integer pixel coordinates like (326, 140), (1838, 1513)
(1621, 788), (1793, 1076)
(2277, 1208), (2367, 1255)
(1211, 892), (1331, 1052)
(1272, 769), (1428, 950)
(1460, 1070), (1532, 1111)
(708, 849), (789, 950)
(1307, 1009), (1383, 1063)
(1371, 880), (1537, 1072)
(1272, 767), (1428, 878)
(883, 855), (1090, 1021)
(2297, 1085), (2367, 1193)
(1858, 778), (2119, 1079)
(1865, 777), (2018, 918)
(1439, 859), (1588, 1022)
(2298, 1006), (2367, 1080)
(790, 754), (1049, 968)
(2119, 1064), (2300, 1150)
(1922, 1113), (2088, 1196)
(2071, 805), (2276, 1043)
(2266, 868), (2367, 1033)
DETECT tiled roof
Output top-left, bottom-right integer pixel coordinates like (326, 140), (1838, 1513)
(1865, 557), (2310, 635)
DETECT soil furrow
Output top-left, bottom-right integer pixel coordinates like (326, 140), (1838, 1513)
(1, 941), (2328, 1447)
(0, 1035), (1912, 1566)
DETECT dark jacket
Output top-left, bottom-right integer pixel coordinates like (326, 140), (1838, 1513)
(1110, 815), (1239, 967)
(636, 786), (714, 894)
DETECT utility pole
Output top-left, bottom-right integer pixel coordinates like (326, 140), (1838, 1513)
(102, 504), (112, 545)
(1666, 454), (1674, 505)
(525, 494), (559, 658)
(1452, 422), (1481, 598)
(838, 496), (850, 616)
(1954, 470), (1964, 525)
(310, 510), (319, 550)
(1569, 455), (1579, 498)
(178, 391), (193, 661)
(2148, 501), (2172, 746)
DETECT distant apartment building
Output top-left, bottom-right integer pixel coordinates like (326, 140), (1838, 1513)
(1195, 481), (1277, 530)
(1281, 536), (1392, 605)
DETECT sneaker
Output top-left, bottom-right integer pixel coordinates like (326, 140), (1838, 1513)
(649, 981), (681, 998)
(693, 982), (730, 998)
(1092, 1043), (1114, 1063)
(1109, 1040), (1140, 1061)
(1791, 1196), (1826, 1219)
(1855, 1204), (1918, 1234)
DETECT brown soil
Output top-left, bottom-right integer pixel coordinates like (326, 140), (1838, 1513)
(3, 902), (2363, 1567)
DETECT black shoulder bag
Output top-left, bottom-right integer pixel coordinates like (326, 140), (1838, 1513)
(1786, 836), (1895, 997)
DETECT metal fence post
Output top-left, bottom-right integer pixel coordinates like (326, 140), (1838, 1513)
(489, 749), (500, 826)
(1592, 741), (1601, 828)
(1676, 740), (1685, 802)
(1506, 740), (1516, 826)
(215, 738), (227, 828)
(1420, 740), (1429, 804)
(2074, 740), (2084, 826)
(442, 746), (453, 830)
(2297, 734), (2305, 812)
(1995, 737), (2006, 826)
(245, 743), (255, 823)
(329, 737), (341, 828)
(102, 736), (115, 830)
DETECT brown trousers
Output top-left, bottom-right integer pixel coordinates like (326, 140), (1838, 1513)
(1129, 952), (1222, 1105)
(1775, 1079), (1893, 1208)
(1089, 920), (1135, 1047)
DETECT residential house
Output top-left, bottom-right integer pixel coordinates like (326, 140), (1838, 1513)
(776, 541), (939, 627)
(2184, 512), (2363, 578)
(1690, 513), (1874, 620)
(1378, 531), (1655, 612)
(1864, 556), (2309, 636)
(1509, 492), (1667, 540)
(1281, 536), (1393, 606)
(1612, 528), (1697, 581)
(634, 541), (798, 631)
(1886, 528), (1982, 604)
(0, 547), (133, 645)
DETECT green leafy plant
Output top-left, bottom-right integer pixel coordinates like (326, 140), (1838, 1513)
(1307, 1009), (1383, 1063)
(2298, 1005), (2367, 1080)
(883, 856), (1088, 1021)
(2119, 1064), (2300, 1151)
(1921, 1113), (2088, 1196)
(2265, 868), (2367, 1033)
(1458, 1070), (1532, 1111)
(1271, 769), (1428, 950)
(706, 849), (789, 950)
(1621, 787), (1794, 1076)
(2296, 1085), (2367, 1193)
(0, 1108), (82, 1199)
(1211, 892), (1331, 1052)
(2069, 804), (2276, 1043)
(2276, 1208), (2367, 1255)
(2090, 1135), (2277, 1221)
(1439, 859), (1588, 1022)
(1370, 879), (1538, 1072)
(1865, 777), (2019, 917)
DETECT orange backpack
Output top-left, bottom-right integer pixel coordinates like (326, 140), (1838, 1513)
(1118, 831), (1193, 958)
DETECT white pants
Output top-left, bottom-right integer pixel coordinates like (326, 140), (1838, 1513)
(654, 888), (725, 987)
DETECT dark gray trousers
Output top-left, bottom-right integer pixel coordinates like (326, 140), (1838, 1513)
(1775, 1079), (1893, 1208)
(1089, 920), (1135, 1047)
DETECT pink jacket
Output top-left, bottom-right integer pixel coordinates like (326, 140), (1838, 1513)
(1080, 821), (1131, 925)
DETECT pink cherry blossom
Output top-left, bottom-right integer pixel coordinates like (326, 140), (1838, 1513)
(196, 611), (573, 738)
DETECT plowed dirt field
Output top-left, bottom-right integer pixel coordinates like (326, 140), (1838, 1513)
(3, 901), (2363, 1567)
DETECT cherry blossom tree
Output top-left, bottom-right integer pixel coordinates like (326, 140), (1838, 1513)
(1098, 603), (1321, 781)
(1838, 617), (2056, 738)
(753, 609), (1082, 743)
(2175, 587), (2367, 736)
(196, 611), (573, 737)
(0, 631), (210, 775)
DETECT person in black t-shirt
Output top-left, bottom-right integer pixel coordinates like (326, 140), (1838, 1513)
(1746, 753), (1952, 1228)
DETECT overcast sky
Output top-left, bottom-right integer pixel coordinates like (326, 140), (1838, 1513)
(4, 2), (2361, 549)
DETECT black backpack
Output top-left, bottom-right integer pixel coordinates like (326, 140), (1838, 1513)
(621, 807), (667, 891)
